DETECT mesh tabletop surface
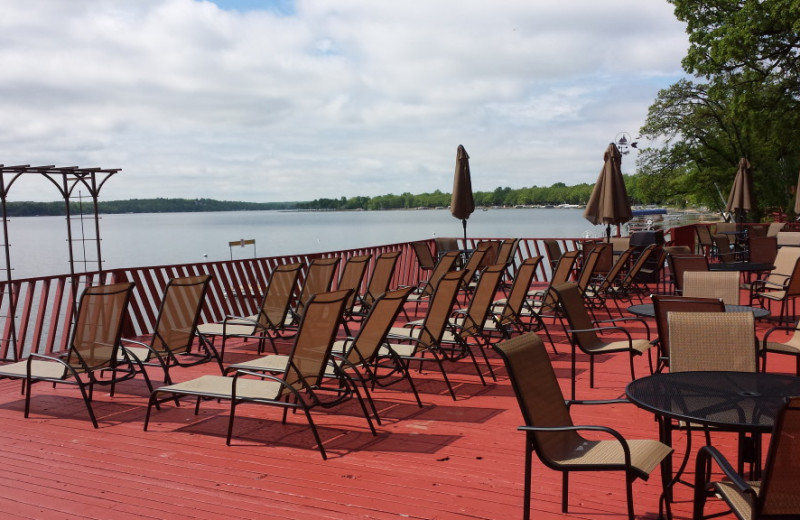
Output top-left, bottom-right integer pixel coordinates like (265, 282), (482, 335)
(626, 303), (771, 319)
(626, 371), (800, 432)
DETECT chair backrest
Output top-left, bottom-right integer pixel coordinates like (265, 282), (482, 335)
(581, 241), (612, 274)
(669, 254), (709, 293)
(415, 270), (462, 350)
(551, 282), (600, 349)
(67, 282), (135, 372)
(748, 236), (778, 265)
(595, 247), (634, 292)
(668, 312), (756, 372)
(777, 231), (800, 247)
(715, 222), (737, 234)
(460, 248), (487, 287)
(549, 249), (579, 284)
(543, 239), (563, 270)
(282, 289), (350, 394)
(758, 396), (800, 518)
(461, 264), (506, 334)
(296, 257), (340, 317)
(682, 270), (740, 305)
(652, 294), (725, 362)
(497, 256), (541, 326)
(493, 332), (578, 461)
(495, 238), (520, 268)
(712, 234), (736, 263)
(419, 251), (460, 297)
(362, 251), (400, 306)
(257, 263), (302, 329)
(766, 222), (785, 238)
(695, 224), (714, 248)
(764, 246), (800, 287)
(412, 241), (437, 271)
(345, 287), (413, 364)
(476, 240), (499, 268)
(664, 245), (693, 256)
(152, 275), (212, 356)
(620, 244), (657, 286)
(576, 247), (604, 294)
(748, 224), (767, 238)
(337, 254), (371, 310)
(435, 237), (459, 255)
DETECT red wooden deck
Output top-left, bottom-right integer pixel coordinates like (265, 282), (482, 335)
(0, 294), (795, 520)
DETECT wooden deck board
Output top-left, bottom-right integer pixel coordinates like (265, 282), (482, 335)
(0, 292), (796, 520)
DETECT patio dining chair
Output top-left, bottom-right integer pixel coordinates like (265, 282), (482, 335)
(651, 294), (725, 372)
(682, 270), (741, 305)
(145, 289), (375, 460)
(668, 254), (709, 295)
(0, 282), (136, 428)
(551, 281), (652, 400)
(493, 332), (672, 520)
(695, 224), (714, 256)
(668, 311), (757, 373)
(693, 396), (800, 520)
(197, 263), (301, 359)
(761, 317), (800, 375)
(752, 249), (800, 323)
(122, 274), (221, 385)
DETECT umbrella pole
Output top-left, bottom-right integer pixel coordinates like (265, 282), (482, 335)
(606, 223), (611, 243)
(462, 218), (468, 253)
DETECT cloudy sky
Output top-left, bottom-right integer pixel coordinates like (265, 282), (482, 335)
(0, 0), (689, 203)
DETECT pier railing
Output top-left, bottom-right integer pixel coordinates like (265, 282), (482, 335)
(0, 237), (586, 361)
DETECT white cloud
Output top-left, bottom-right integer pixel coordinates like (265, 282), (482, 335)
(0, 0), (688, 202)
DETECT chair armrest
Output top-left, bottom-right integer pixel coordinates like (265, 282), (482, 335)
(694, 445), (755, 496)
(593, 316), (651, 338)
(518, 424), (633, 466)
(762, 325), (798, 343)
(565, 398), (630, 409)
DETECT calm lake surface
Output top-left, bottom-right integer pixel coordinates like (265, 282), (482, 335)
(12, 208), (612, 278)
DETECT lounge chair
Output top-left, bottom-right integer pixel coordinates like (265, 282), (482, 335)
(494, 237), (520, 279)
(228, 286), (415, 422)
(144, 289), (374, 460)
(197, 263), (301, 358)
(351, 250), (400, 316)
(693, 396), (800, 520)
(411, 240), (437, 281)
(381, 270), (474, 401)
(286, 256), (340, 326)
(543, 239), (563, 271)
(405, 250), (460, 317)
(583, 246), (635, 317)
(443, 263), (507, 381)
(695, 224), (714, 256)
(604, 244), (659, 306)
(551, 281), (652, 399)
(122, 274), (220, 384)
(486, 257), (552, 347)
(0, 282), (136, 428)
(493, 332), (672, 520)
(336, 254), (371, 329)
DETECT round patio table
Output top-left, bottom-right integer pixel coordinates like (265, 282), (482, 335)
(708, 262), (773, 272)
(626, 303), (771, 320)
(626, 371), (800, 518)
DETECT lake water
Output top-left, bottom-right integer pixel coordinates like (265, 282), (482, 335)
(10, 208), (614, 278)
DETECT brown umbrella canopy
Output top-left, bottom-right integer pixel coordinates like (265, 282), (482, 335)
(583, 143), (632, 239)
(451, 144), (475, 245)
(726, 157), (755, 219)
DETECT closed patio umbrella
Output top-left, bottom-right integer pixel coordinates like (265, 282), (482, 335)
(451, 144), (475, 251)
(583, 143), (632, 241)
(726, 157), (755, 224)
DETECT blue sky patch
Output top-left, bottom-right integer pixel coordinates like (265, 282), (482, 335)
(210, 0), (295, 16)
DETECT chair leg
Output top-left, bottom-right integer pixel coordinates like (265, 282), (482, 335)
(625, 473), (635, 520)
(523, 436), (533, 520)
(562, 471), (569, 513)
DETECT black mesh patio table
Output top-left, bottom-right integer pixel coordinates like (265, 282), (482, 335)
(626, 303), (771, 320)
(626, 371), (800, 518)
